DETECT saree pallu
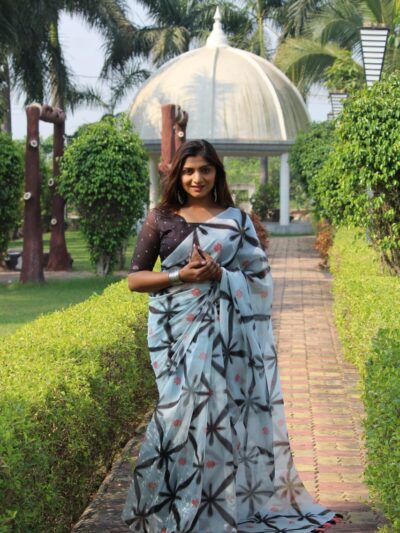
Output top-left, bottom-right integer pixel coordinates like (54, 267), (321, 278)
(122, 207), (341, 533)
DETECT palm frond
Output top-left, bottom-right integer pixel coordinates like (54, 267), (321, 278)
(311, 0), (364, 49)
(108, 62), (150, 112)
(282, 0), (324, 38)
(275, 37), (348, 94)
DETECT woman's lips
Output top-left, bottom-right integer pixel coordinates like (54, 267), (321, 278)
(191, 186), (204, 190)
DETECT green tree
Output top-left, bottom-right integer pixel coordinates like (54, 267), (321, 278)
(289, 120), (335, 206)
(232, 0), (284, 58)
(0, 0), (138, 130)
(275, 0), (400, 95)
(323, 51), (365, 92)
(317, 73), (400, 274)
(59, 115), (149, 275)
(118, 1), (250, 67)
(0, 132), (23, 261)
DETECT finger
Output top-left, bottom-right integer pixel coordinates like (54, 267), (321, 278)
(200, 250), (212, 260)
(189, 259), (206, 268)
(195, 264), (211, 275)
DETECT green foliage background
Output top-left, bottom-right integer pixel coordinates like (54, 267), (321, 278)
(317, 73), (400, 274)
(289, 120), (335, 220)
(329, 227), (400, 528)
(0, 279), (156, 532)
(59, 115), (148, 275)
(0, 132), (23, 259)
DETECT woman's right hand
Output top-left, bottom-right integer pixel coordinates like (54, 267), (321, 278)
(179, 245), (220, 283)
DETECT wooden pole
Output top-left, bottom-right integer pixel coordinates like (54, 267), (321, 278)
(40, 103), (65, 125)
(20, 104), (44, 283)
(158, 104), (188, 192)
(47, 119), (70, 270)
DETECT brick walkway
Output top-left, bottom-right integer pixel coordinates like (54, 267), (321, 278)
(72, 235), (387, 532)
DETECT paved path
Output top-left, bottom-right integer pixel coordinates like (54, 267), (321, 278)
(72, 236), (387, 532)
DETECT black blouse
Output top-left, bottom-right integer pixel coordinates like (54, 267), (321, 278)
(129, 208), (204, 273)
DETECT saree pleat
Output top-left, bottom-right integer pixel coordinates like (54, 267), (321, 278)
(122, 207), (341, 533)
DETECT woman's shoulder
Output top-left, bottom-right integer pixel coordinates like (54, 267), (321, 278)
(145, 206), (177, 228)
(229, 206), (250, 219)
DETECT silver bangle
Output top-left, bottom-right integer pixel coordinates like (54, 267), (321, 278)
(168, 268), (183, 285)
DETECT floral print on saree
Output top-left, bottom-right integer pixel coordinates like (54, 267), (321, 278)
(122, 207), (343, 533)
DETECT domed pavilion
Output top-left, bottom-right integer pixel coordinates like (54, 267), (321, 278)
(129, 8), (310, 227)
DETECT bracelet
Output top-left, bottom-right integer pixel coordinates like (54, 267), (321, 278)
(168, 268), (183, 285)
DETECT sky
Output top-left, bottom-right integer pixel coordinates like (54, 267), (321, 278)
(10, 1), (331, 140)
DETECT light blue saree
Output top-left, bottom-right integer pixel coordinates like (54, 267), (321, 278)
(122, 207), (341, 532)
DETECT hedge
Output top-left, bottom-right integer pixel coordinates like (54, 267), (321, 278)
(0, 279), (156, 532)
(317, 73), (400, 275)
(329, 226), (400, 528)
(364, 329), (400, 530)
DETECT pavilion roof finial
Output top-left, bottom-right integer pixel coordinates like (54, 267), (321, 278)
(206, 6), (228, 48)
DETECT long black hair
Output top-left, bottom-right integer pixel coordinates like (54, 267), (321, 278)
(156, 139), (269, 250)
(157, 139), (235, 212)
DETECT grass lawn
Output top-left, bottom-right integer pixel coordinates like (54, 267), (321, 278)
(8, 230), (137, 272)
(1, 230), (137, 337)
(0, 276), (124, 337)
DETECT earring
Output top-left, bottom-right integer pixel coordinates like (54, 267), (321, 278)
(213, 187), (218, 202)
(177, 189), (184, 205)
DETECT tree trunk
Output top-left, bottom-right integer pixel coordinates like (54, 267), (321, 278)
(47, 120), (70, 270)
(116, 244), (126, 270)
(46, 16), (70, 270)
(0, 58), (12, 136)
(260, 156), (268, 185)
(96, 256), (111, 276)
(20, 105), (45, 283)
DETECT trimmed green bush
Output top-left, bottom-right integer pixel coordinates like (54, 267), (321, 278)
(289, 121), (335, 219)
(0, 279), (156, 532)
(59, 114), (148, 275)
(329, 226), (400, 527)
(250, 182), (280, 220)
(0, 132), (23, 260)
(364, 329), (400, 530)
(319, 73), (400, 275)
(329, 227), (400, 374)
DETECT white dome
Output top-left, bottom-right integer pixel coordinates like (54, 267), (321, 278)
(129, 10), (310, 154)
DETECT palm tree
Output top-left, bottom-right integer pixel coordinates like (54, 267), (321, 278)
(106, 0), (250, 68)
(230, 0), (285, 59)
(0, 0), (140, 129)
(275, 0), (400, 95)
(281, 0), (324, 39)
(86, 62), (150, 115)
(0, 0), (145, 276)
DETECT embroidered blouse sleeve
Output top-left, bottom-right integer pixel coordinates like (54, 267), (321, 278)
(129, 209), (160, 273)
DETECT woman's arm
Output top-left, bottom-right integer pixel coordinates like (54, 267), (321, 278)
(128, 253), (221, 293)
(128, 270), (173, 292)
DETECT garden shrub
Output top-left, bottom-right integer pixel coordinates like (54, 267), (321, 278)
(364, 329), (400, 530)
(329, 227), (400, 374)
(0, 279), (156, 532)
(0, 132), (23, 260)
(250, 182), (279, 220)
(59, 114), (148, 275)
(319, 73), (400, 275)
(329, 227), (400, 527)
(289, 120), (335, 219)
(314, 219), (334, 268)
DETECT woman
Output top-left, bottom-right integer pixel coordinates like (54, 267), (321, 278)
(122, 140), (343, 533)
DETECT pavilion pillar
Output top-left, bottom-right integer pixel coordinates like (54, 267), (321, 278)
(279, 153), (290, 226)
(149, 154), (160, 209)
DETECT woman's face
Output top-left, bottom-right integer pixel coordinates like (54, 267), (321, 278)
(180, 155), (217, 202)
